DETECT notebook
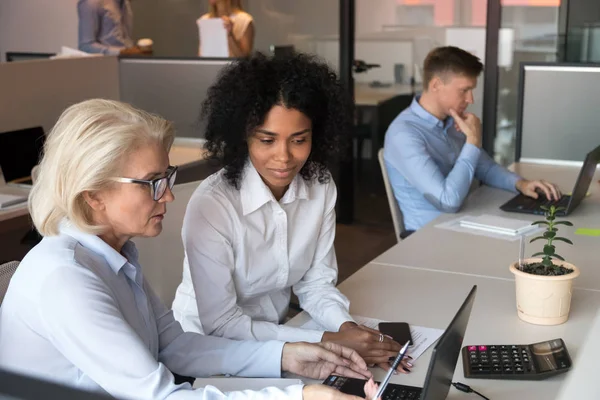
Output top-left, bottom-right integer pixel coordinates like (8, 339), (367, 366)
(0, 193), (27, 209)
(459, 214), (536, 236)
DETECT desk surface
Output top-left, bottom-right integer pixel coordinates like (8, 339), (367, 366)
(373, 162), (600, 290)
(288, 263), (600, 399)
(354, 83), (415, 107)
(0, 138), (207, 224)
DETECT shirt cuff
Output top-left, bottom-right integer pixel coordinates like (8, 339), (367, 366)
(327, 309), (355, 333)
(267, 340), (288, 378)
(459, 142), (481, 164)
(507, 173), (521, 193)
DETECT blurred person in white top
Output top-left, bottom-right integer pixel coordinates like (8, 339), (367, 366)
(172, 53), (413, 374)
(0, 98), (379, 400)
(198, 0), (254, 57)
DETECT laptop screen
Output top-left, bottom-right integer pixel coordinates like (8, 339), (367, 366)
(0, 127), (45, 183)
(568, 144), (600, 211)
(420, 285), (477, 400)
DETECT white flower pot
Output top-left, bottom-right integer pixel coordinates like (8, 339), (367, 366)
(509, 258), (580, 326)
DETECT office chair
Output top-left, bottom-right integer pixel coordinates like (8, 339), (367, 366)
(0, 261), (19, 305)
(377, 148), (405, 241)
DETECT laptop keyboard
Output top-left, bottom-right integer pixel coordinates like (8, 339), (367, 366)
(516, 195), (570, 212)
(381, 385), (422, 400)
(324, 375), (422, 400)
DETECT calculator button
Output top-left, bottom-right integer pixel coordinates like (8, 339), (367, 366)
(503, 367), (514, 374)
(468, 346), (477, 351)
(492, 366), (502, 373)
(479, 346), (487, 351)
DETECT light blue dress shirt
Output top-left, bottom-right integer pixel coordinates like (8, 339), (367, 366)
(383, 96), (521, 231)
(0, 222), (303, 400)
(77, 0), (134, 55)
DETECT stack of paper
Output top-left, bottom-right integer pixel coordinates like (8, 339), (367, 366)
(459, 214), (536, 236)
(0, 193), (27, 209)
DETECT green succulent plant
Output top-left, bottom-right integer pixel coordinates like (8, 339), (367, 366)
(529, 205), (573, 272)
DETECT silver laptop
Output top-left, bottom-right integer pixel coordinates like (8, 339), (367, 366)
(0, 127), (45, 188)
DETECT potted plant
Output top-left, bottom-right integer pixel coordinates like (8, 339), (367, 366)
(509, 205), (580, 325)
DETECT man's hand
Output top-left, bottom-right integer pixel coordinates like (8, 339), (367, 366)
(449, 109), (482, 148)
(516, 179), (561, 201)
(322, 323), (411, 373)
(281, 342), (372, 380)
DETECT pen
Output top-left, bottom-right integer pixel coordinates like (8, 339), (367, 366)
(372, 340), (410, 400)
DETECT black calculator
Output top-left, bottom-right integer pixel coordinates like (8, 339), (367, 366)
(462, 338), (572, 380)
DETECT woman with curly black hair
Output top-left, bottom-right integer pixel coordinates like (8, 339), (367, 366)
(172, 53), (410, 373)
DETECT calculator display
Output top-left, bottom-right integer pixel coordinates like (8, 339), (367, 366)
(531, 339), (570, 372)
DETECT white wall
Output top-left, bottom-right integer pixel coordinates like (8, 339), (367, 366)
(0, 0), (78, 62)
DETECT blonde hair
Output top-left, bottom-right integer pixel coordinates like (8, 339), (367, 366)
(29, 99), (175, 236)
(209, 0), (243, 17)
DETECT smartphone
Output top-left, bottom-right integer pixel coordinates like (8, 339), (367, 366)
(378, 322), (413, 346)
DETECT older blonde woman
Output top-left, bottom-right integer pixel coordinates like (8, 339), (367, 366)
(0, 99), (380, 400)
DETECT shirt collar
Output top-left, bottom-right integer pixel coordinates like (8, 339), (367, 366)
(410, 95), (454, 131)
(239, 161), (310, 215)
(59, 220), (138, 275)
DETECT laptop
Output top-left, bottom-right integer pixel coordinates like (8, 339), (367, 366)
(323, 285), (477, 400)
(500, 144), (600, 216)
(0, 127), (45, 188)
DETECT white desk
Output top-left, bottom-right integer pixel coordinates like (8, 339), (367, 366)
(288, 263), (600, 399)
(373, 162), (600, 290)
(354, 83), (415, 107)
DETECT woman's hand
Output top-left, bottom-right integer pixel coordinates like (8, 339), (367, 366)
(322, 322), (412, 373)
(221, 16), (233, 34)
(281, 342), (372, 380)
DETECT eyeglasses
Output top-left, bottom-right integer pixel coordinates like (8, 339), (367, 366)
(110, 165), (178, 201)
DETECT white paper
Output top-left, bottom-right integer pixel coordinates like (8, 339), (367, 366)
(436, 215), (543, 242)
(51, 46), (102, 59)
(193, 377), (304, 391)
(299, 315), (443, 361)
(198, 18), (228, 57)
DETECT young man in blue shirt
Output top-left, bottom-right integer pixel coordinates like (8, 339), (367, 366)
(383, 46), (560, 236)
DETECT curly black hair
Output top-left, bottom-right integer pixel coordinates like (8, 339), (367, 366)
(200, 52), (353, 189)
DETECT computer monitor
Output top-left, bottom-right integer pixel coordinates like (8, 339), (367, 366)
(0, 127), (45, 186)
(5, 52), (55, 62)
(517, 63), (600, 163)
(270, 45), (295, 58)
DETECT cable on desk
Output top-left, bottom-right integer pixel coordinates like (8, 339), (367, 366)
(452, 382), (490, 400)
